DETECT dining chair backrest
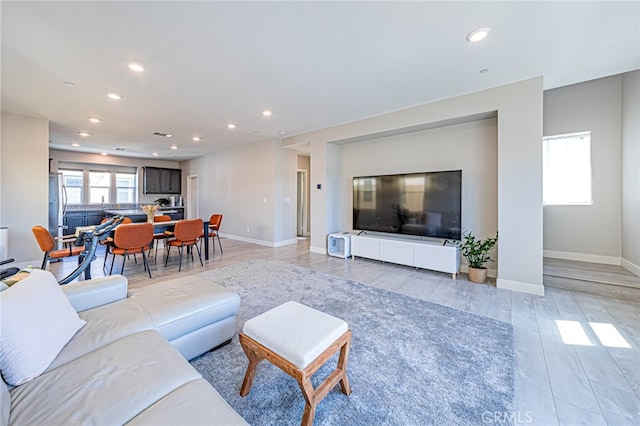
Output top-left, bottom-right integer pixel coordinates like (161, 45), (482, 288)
(154, 215), (172, 223)
(174, 219), (203, 242)
(209, 214), (223, 230)
(32, 226), (55, 252)
(113, 223), (153, 250)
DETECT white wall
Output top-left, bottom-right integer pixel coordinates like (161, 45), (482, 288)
(274, 145), (297, 245)
(0, 113), (49, 264)
(622, 70), (640, 275)
(285, 77), (544, 295)
(183, 138), (297, 246)
(338, 119), (498, 270)
(543, 75), (623, 263)
(49, 149), (181, 205)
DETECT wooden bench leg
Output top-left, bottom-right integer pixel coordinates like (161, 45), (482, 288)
(298, 377), (317, 426)
(337, 334), (352, 395)
(239, 334), (264, 397)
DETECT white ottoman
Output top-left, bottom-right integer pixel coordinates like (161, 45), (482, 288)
(239, 301), (352, 426)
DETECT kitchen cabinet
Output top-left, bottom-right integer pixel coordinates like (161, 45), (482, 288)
(63, 210), (105, 235)
(63, 212), (84, 236)
(157, 207), (184, 220)
(143, 167), (181, 194)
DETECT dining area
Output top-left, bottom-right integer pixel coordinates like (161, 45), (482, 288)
(32, 213), (224, 282)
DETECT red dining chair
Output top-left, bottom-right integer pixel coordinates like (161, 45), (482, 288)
(165, 218), (203, 272)
(101, 217), (132, 271)
(201, 213), (223, 255)
(149, 215), (172, 261)
(109, 222), (154, 278)
(32, 226), (84, 270)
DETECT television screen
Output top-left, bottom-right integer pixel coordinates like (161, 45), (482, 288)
(353, 170), (461, 240)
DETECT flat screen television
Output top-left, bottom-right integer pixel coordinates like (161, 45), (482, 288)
(353, 170), (461, 240)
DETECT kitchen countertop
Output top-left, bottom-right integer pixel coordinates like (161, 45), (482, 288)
(104, 209), (147, 215)
(104, 209), (180, 215)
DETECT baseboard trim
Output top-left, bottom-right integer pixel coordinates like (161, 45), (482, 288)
(222, 234), (288, 248)
(543, 250), (621, 266)
(497, 278), (545, 296)
(310, 246), (326, 255)
(621, 258), (640, 277)
(274, 239), (298, 248)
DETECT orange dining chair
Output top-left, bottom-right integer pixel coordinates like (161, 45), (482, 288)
(208, 213), (224, 254)
(101, 216), (132, 271)
(32, 226), (84, 270)
(165, 218), (203, 272)
(149, 215), (172, 261)
(109, 222), (154, 278)
(201, 213), (223, 255)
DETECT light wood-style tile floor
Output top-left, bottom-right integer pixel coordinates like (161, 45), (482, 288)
(47, 238), (640, 426)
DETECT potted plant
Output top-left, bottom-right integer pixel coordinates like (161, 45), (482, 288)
(453, 230), (498, 284)
(154, 197), (170, 207)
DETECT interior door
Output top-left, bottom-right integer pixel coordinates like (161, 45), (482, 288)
(296, 170), (307, 237)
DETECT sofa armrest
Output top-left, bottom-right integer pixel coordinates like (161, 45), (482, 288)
(61, 275), (129, 312)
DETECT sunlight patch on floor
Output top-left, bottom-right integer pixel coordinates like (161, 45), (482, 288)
(589, 322), (632, 348)
(555, 320), (593, 346)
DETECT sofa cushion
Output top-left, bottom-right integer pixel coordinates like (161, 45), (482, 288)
(45, 298), (154, 372)
(128, 277), (240, 341)
(0, 269), (85, 386)
(9, 330), (202, 426)
(1, 375), (9, 426)
(61, 274), (128, 312)
(125, 378), (248, 425)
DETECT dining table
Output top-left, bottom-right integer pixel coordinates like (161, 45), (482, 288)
(73, 218), (212, 280)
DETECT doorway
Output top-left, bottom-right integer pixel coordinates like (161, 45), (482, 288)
(297, 170), (307, 237)
(187, 175), (198, 219)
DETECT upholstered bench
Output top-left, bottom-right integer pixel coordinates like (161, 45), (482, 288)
(239, 301), (352, 426)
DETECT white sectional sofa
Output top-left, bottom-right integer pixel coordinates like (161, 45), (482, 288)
(0, 270), (247, 425)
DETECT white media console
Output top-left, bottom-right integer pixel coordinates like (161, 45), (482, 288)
(351, 233), (460, 279)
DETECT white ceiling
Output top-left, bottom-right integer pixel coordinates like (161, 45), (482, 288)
(2, 1), (638, 160)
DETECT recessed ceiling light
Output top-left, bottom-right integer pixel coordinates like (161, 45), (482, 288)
(152, 152), (159, 157)
(262, 110), (272, 117)
(466, 27), (490, 43)
(101, 152), (108, 156)
(107, 93), (122, 100)
(78, 131), (91, 137)
(192, 136), (201, 142)
(71, 142), (80, 147)
(88, 117), (101, 123)
(127, 62), (145, 72)
(64, 81), (76, 87)
(165, 134), (173, 138)
(170, 145), (178, 150)
(279, 131), (287, 135)
(227, 124), (236, 129)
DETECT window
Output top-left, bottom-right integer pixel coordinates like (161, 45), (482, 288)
(543, 131), (592, 205)
(60, 169), (83, 204)
(58, 162), (138, 205)
(89, 171), (111, 204)
(116, 172), (136, 203)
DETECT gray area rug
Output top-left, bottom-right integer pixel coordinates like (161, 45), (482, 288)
(192, 259), (515, 425)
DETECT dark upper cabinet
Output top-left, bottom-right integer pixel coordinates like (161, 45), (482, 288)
(144, 167), (181, 194)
